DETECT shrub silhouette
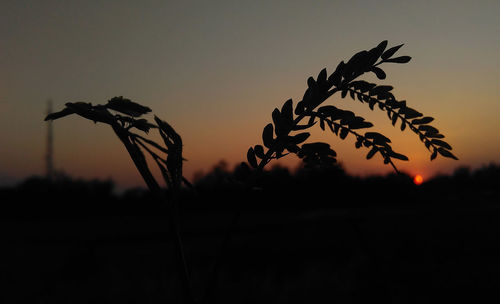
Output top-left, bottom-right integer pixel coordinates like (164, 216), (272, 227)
(247, 40), (458, 173)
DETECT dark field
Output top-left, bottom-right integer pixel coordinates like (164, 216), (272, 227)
(2, 164), (499, 303)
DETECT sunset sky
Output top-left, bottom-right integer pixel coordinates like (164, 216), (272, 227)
(1, 1), (499, 190)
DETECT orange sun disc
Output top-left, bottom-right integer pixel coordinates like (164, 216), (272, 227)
(413, 174), (424, 185)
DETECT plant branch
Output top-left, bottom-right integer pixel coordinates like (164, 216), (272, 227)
(130, 132), (169, 154)
(311, 111), (401, 174)
(256, 88), (341, 171)
(130, 134), (194, 304)
(112, 125), (161, 192)
(346, 87), (444, 156)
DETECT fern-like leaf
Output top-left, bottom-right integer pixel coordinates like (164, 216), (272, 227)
(249, 40), (457, 173)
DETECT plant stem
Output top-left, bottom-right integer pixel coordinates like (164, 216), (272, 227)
(113, 124), (195, 303)
(256, 88), (340, 171)
(169, 187), (196, 303)
(200, 209), (242, 303)
(112, 125), (161, 192)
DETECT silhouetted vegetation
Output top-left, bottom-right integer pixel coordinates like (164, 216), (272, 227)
(4, 163), (499, 218)
(0, 162), (500, 210)
(45, 96), (196, 301)
(4, 41), (479, 303)
(2, 164), (500, 303)
(4, 163), (499, 216)
(248, 41), (457, 174)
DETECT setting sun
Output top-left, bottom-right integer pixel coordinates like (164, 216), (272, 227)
(413, 174), (424, 186)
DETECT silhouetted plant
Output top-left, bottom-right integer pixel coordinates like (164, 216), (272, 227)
(42, 41), (461, 303)
(45, 97), (190, 193)
(45, 97), (195, 302)
(248, 41), (458, 173)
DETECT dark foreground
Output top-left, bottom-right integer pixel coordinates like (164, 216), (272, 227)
(3, 204), (500, 303)
(2, 165), (500, 303)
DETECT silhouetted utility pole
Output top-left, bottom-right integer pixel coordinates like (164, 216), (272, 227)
(46, 99), (54, 180)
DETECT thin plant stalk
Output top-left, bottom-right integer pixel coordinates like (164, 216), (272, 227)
(45, 97), (196, 303)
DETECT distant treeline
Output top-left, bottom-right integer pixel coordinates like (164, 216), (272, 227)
(1, 163), (499, 218)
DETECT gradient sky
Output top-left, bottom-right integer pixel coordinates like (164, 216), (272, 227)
(1, 0), (499, 190)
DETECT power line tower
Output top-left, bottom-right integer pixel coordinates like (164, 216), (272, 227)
(46, 99), (54, 180)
